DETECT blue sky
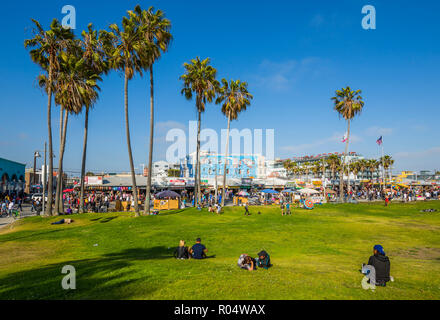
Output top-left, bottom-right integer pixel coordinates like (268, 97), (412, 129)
(1, 0), (439, 175)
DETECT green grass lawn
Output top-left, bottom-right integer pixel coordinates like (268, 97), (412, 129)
(1, 201), (440, 300)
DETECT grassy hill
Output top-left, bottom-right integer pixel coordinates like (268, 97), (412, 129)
(1, 201), (439, 300)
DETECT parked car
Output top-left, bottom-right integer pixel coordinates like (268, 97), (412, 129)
(31, 193), (48, 202)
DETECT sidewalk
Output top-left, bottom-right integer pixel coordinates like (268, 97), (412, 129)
(0, 216), (15, 229)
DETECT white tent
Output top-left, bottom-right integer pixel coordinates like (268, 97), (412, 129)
(298, 188), (320, 195)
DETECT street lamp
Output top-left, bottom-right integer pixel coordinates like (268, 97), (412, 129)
(33, 151), (41, 192)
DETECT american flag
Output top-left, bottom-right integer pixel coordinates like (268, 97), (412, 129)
(376, 136), (383, 145)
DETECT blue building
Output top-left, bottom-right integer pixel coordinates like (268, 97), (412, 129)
(180, 152), (260, 179)
(0, 157), (26, 194)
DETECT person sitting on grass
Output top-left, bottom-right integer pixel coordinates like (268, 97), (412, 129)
(216, 204), (222, 215)
(238, 254), (256, 271)
(174, 240), (190, 260)
(256, 250), (272, 269)
(190, 238), (208, 259)
(365, 244), (392, 287)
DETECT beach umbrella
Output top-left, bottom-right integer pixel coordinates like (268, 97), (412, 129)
(304, 199), (315, 209)
(155, 190), (181, 199)
(63, 188), (74, 193)
(298, 188), (320, 195)
(282, 189), (295, 193)
(237, 191), (249, 196)
(261, 189), (279, 194)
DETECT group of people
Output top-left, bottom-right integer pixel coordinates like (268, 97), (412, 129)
(1, 195), (23, 217)
(238, 251), (271, 271)
(174, 238), (208, 260)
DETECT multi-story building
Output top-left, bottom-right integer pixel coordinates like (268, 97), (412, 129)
(180, 151), (266, 179)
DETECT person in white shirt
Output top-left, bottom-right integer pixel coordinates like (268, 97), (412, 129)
(8, 201), (14, 216)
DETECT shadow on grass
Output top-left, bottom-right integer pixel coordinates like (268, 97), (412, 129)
(0, 246), (170, 300)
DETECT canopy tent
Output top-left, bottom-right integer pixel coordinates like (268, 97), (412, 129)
(261, 189), (279, 194)
(155, 190), (181, 199)
(298, 188), (320, 195)
(324, 189), (337, 194)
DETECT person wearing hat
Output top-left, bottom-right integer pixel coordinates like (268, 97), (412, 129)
(190, 238), (208, 259)
(366, 245), (391, 286)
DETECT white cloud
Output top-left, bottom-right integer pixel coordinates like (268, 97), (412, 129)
(365, 126), (393, 137)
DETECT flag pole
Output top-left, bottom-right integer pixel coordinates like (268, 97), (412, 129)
(381, 138), (385, 193)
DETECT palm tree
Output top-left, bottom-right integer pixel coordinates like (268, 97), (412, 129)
(332, 87), (365, 201)
(358, 159), (369, 181)
(180, 57), (218, 206)
(216, 79), (253, 207)
(283, 159), (298, 178)
(326, 154), (341, 185)
(101, 15), (145, 216)
(25, 19), (74, 216)
(78, 24), (108, 214)
(46, 43), (101, 214)
(129, 5), (172, 215)
(368, 159), (380, 184)
(380, 155), (394, 188)
(349, 161), (361, 191)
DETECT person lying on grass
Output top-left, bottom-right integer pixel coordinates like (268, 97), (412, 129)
(189, 238), (208, 259)
(51, 218), (74, 225)
(174, 240), (190, 260)
(238, 254), (256, 271)
(365, 244), (392, 287)
(256, 250), (272, 269)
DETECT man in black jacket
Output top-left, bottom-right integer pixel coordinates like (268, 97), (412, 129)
(367, 245), (391, 286)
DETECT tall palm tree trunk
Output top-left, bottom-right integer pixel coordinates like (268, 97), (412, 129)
(145, 65), (154, 215)
(46, 64), (54, 216)
(55, 108), (64, 213)
(124, 71), (140, 216)
(79, 107), (89, 213)
(55, 110), (68, 214)
(340, 118), (351, 202)
(195, 109), (202, 206)
(221, 113), (231, 208)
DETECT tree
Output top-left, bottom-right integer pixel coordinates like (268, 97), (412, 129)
(349, 161), (361, 190)
(101, 15), (145, 216)
(129, 5), (172, 215)
(326, 154), (341, 184)
(180, 57), (218, 206)
(332, 87), (365, 201)
(380, 155), (394, 187)
(283, 159), (298, 178)
(368, 159), (379, 183)
(41, 42), (102, 214)
(25, 19), (74, 216)
(78, 24), (108, 214)
(216, 79), (253, 207)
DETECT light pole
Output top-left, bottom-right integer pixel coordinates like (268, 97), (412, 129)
(33, 151), (41, 193)
(42, 143), (47, 214)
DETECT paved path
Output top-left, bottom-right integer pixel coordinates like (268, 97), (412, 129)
(0, 216), (15, 229)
